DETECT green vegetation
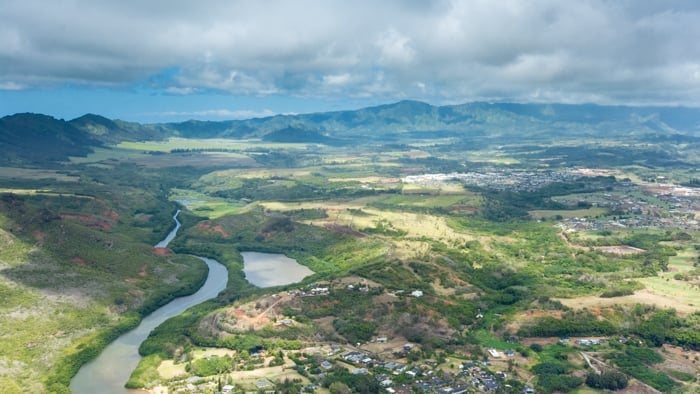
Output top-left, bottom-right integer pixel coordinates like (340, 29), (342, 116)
(532, 361), (582, 393)
(2, 103), (700, 392)
(188, 355), (233, 376)
(608, 346), (678, 392)
(585, 370), (629, 390)
(125, 354), (163, 389)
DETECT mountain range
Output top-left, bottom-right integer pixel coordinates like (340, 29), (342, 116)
(2, 100), (700, 165)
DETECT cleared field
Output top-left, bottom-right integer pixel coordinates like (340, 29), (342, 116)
(327, 176), (400, 185)
(0, 167), (79, 182)
(529, 207), (608, 219)
(227, 359), (304, 384)
(70, 146), (259, 168)
(555, 288), (698, 315)
(118, 138), (312, 152)
(558, 248), (700, 315)
(401, 182), (471, 195)
(259, 199), (476, 241)
(157, 359), (186, 379)
(170, 188), (247, 218)
(202, 167), (314, 180)
(380, 193), (480, 208)
(0, 188), (89, 197)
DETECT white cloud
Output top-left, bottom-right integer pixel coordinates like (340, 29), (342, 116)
(1, 0), (699, 106)
(0, 81), (24, 90)
(377, 28), (415, 66)
(164, 86), (197, 95)
(151, 108), (276, 119)
(323, 73), (352, 86)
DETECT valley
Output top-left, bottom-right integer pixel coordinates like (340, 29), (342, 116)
(0, 101), (699, 393)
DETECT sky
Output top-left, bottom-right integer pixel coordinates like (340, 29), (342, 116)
(1, 0), (699, 123)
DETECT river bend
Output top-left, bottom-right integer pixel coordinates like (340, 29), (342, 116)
(70, 211), (228, 393)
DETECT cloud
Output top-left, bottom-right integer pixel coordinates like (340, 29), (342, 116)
(323, 73), (352, 86)
(0, 81), (24, 90)
(150, 108), (276, 119)
(1, 0), (699, 106)
(164, 86), (197, 95)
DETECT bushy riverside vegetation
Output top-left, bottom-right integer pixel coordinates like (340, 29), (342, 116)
(1, 104), (700, 392)
(0, 166), (210, 392)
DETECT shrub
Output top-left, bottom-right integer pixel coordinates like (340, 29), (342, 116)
(585, 371), (629, 390)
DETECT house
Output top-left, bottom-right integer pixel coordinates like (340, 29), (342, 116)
(320, 360), (334, 370)
(222, 385), (234, 393)
(309, 287), (329, 295)
(576, 338), (601, 346)
(484, 378), (499, 391)
(487, 348), (500, 358)
(342, 351), (365, 363)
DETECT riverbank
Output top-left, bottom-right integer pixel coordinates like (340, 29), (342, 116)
(70, 212), (229, 393)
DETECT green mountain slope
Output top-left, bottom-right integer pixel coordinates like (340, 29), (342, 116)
(69, 114), (169, 144)
(0, 113), (101, 166)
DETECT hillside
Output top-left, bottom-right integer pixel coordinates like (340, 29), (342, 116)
(3, 102), (700, 166)
(69, 114), (169, 144)
(0, 114), (101, 166)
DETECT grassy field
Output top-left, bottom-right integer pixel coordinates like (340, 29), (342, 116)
(637, 248), (700, 314)
(118, 137), (314, 151)
(529, 207), (608, 219)
(71, 146), (259, 168)
(0, 167), (80, 182)
(556, 247), (700, 315)
(169, 188), (247, 219)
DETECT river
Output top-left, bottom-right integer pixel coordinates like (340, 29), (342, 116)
(70, 211), (228, 394)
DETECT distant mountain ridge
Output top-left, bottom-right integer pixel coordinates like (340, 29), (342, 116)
(157, 100), (700, 141)
(2, 101), (700, 165)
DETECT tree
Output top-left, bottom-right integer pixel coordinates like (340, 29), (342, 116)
(586, 371), (629, 390)
(329, 382), (351, 394)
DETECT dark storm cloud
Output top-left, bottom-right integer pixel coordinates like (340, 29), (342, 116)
(1, 0), (699, 105)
